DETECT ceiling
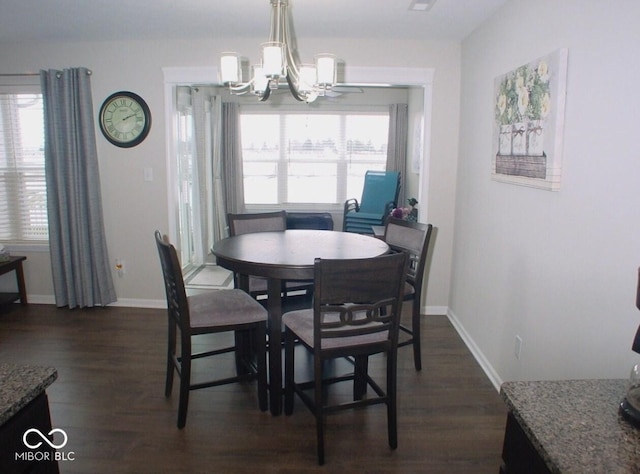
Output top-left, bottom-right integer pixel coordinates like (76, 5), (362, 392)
(0, 0), (508, 44)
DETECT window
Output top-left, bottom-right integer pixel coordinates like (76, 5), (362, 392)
(0, 87), (47, 243)
(175, 99), (196, 266)
(240, 109), (389, 208)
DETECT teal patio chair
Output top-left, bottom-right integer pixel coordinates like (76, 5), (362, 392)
(343, 170), (401, 235)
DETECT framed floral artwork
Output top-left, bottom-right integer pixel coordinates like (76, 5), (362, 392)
(492, 48), (569, 190)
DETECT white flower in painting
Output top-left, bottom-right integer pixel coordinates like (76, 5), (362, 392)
(515, 74), (525, 89)
(540, 92), (551, 118)
(537, 61), (550, 82)
(517, 86), (529, 117)
(497, 94), (507, 116)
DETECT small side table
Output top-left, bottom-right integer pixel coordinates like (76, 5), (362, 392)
(0, 256), (28, 306)
(371, 225), (385, 240)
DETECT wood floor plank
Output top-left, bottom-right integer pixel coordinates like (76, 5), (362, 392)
(0, 303), (507, 473)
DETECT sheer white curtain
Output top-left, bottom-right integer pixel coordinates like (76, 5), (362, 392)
(190, 87), (212, 263)
(179, 87), (230, 263)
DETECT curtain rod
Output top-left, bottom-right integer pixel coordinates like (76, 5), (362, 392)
(0, 69), (93, 77)
(0, 73), (41, 77)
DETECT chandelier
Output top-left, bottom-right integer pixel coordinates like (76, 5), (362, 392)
(219, 0), (337, 103)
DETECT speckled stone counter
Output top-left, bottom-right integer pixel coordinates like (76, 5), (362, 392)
(500, 379), (640, 473)
(0, 364), (57, 426)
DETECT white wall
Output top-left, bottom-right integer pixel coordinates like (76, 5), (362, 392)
(0, 37), (460, 310)
(453, 0), (640, 387)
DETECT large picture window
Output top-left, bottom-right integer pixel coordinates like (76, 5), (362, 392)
(0, 89), (47, 242)
(240, 109), (389, 208)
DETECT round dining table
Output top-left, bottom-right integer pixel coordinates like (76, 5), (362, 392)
(212, 229), (389, 415)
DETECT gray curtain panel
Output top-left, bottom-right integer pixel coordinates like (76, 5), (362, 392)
(386, 103), (408, 207)
(221, 102), (245, 215)
(40, 67), (116, 308)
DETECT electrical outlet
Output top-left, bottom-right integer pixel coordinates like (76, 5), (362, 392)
(515, 335), (523, 360)
(115, 259), (124, 277)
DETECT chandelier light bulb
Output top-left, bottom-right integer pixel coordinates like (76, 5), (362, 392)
(262, 42), (284, 78)
(220, 0), (338, 102)
(299, 65), (316, 93)
(315, 54), (336, 87)
(252, 66), (269, 95)
(220, 53), (241, 84)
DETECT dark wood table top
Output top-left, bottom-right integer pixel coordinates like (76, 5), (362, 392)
(213, 229), (390, 280)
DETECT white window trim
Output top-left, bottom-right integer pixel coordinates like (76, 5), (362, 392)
(163, 66), (434, 243)
(0, 75), (49, 251)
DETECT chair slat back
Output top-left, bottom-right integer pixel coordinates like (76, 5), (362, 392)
(383, 218), (432, 289)
(313, 253), (408, 345)
(227, 211), (287, 236)
(358, 170), (400, 213)
(155, 230), (190, 335)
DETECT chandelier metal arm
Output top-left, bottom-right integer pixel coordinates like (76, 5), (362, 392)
(269, 0), (284, 44)
(281, 5), (312, 102)
(259, 84), (272, 102)
(220, 0), (335, 103)
(285, 73), (305, 102)
(227, 82), (253, 95)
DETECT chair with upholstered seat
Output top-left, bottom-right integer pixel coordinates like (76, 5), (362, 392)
(383, 218), (433, 371)
(155, 230), (268, 429)
(283, 252), (408, 465)
(227, 210), (288, 236)
(227, 211), (313, 300)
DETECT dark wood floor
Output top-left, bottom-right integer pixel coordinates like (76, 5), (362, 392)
(0, 303), (507, 473)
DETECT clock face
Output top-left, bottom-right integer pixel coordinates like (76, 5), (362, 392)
(99, 91), (151, 147)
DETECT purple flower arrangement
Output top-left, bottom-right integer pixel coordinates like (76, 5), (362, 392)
(390, 198), (418, 222)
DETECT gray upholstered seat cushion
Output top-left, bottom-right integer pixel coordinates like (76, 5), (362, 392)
(404, 281), (415, 297)
(283, 308), (388, 350)
(187, 289), (266, 329)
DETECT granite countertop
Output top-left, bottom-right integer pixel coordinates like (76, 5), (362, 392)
(501, 379), (640, 473)
(0, 363), (57, 426)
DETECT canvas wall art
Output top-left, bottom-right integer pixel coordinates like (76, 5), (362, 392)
(492, 48), (568, 190)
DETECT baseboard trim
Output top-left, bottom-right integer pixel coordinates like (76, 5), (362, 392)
(25, 295), (55, 305)
(446, 308), (503, 392)
(424, 305), (448, 316)
(23, 295), (166, 309)
(110, 298), (166, 309)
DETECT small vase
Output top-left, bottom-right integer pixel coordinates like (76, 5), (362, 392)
(511, 122), (527, 155)
(407, 208), (418, 222)
(499, 125), (512, 155)
(527, 120), (544, 156)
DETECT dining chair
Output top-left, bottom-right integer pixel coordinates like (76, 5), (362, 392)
(227, 210), (287, 236)
(155, 230), (268, 429)
(383, 217), (434, 371)
(227, 211), (313, 300)
(283, 252), (408, 465)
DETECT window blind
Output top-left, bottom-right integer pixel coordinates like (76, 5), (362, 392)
(239, 107), (389, 208)
(0, 88), (48, 242)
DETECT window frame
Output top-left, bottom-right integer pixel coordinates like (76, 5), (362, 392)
(239, 104), (390, 212)
(0, 77), (49, 251)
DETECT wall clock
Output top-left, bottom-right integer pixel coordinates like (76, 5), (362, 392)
(99, 91), (151, 148)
